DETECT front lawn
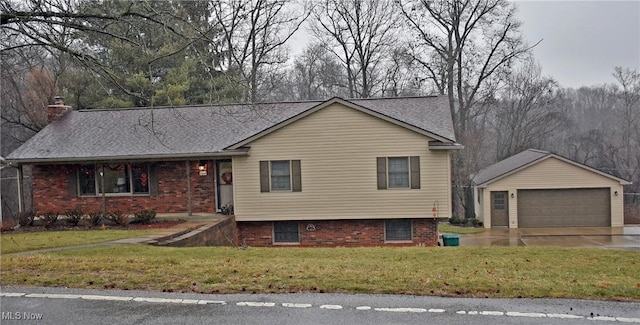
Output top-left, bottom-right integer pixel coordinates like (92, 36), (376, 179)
(439, 222), (486, 234)
(0, 229), (164, 254)
(1, 246), (638, 300)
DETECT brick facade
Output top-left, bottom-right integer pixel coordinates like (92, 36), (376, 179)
(31, 161), (216, 214)
(236, 219), (439, 247)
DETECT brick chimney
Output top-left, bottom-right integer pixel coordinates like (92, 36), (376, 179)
(46, 96), (72, 123)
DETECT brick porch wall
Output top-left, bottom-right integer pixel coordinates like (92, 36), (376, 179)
(31, 161), (215, 214)
(236, 219), (438, 247)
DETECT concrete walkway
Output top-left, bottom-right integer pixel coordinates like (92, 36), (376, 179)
(458, 226), (640, 250)
(4, 214), (223, 256)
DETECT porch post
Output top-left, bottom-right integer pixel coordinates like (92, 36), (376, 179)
(186, 160), (192, 216)
(100, 168), (106, 216)
(16, 165), (24, 213)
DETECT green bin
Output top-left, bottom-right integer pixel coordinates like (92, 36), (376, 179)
(442, 234), (459, 246)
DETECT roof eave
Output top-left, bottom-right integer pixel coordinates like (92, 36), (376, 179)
(428, 142), (464, 150)
(5, 149), (249, 165)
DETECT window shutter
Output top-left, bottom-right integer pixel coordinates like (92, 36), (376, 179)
(148, 163), (159, 196)
(410, 156), (420, 189)
(377, 157), (387, 190)
(260, 161), (270, 192)
(291, 160), (302, 192)
(67, 168), (78, 197)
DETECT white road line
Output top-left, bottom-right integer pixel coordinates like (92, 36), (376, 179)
(320, 305), (343, 310)
(24, 293), (49, 298)
(236, 301), (276, 307)
(617, 317), (640, 323)
(0, 292), (25, 297)
(81, 295), (133, 301)
(180, 299), (199, 304)
(456, 311), (467, 315)
(356, 306), (372, 310)
(428, 309), (446, 313)
(282, 303), (312, 308)
(197, 300), (226, 305)
(373, 308), (427, 313)
(44, 294), (82, 299)
(506, 311), (547, 318)
(591, 316), (619, 322)
(133, 297), (184, 304)
(480, 311), (504, 316)
(547, 313), (584, 319)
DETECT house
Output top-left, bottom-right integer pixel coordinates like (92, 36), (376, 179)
(472, 149), (630, 229)
(6, 96), (462, 246)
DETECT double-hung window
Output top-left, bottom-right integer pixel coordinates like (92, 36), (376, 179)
(260, 160), (302, 192)
(377, 156), (420, 189)
(78, 163), (150, 196)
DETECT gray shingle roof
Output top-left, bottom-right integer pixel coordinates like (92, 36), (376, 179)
(472, 149), (550, 186)
(7, 96), (456, 163)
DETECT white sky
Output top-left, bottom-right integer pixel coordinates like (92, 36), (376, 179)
(514, 0), (640, 88)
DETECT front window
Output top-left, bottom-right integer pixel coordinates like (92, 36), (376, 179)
(271, 160), (291, 191)
(388, 157), (409, 188)
(385, 219), (412, 241)
(79, 163), (149, 196)
(274, 221), (299, 243)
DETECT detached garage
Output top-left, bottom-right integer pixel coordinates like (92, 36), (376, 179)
(473, 149), (630, 228)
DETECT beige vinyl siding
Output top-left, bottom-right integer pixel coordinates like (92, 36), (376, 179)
(233, 102), (451, 221)
(479, 157), (624, 228)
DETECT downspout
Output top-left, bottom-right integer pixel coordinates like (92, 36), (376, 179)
(16, 165), (24, 213)
(186, 160), (192, 216)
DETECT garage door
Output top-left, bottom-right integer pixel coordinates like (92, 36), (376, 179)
(517, 188), (610, 228)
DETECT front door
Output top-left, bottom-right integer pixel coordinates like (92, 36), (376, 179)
(490, 191), (509, 227)
(216, 160), (233, 213)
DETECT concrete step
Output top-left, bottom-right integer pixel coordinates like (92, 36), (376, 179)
(151, 215), (236, 247)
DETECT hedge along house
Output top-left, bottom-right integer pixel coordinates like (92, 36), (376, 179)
(472, 149), (631, 229)
(6, 96), (462, 246)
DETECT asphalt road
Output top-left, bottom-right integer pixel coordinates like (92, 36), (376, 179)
(1, 286), (639, 324)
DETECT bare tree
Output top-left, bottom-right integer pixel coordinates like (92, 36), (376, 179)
(489, 59), (567, 161)
(399, 0), (536, 135)
(310, 0), (399, 98)
(212, 0), (310, 103)
(288, 43), (347, 100)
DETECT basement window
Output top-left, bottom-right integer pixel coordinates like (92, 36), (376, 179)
(79, 163), (149, 196)
(273, 221), (300, 244)
(385, 219), (412, 242)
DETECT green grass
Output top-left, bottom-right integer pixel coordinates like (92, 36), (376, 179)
(1, 246), (638, 300)
(0, 229), (163, 254)
(439, 223), (486, 234)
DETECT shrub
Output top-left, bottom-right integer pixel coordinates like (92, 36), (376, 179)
(449, 217), (464, 225)
(87, 211), (103, 227)
(41, 212), (59, 228)
(17, 211), (35, 227)
(133, 209), (156, 224)
(105, 211), (129, 226)
(65, 207), (84, 226)
(465, 217), (481, 227)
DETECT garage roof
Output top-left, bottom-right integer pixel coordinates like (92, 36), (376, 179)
(472, 149), (631, 187)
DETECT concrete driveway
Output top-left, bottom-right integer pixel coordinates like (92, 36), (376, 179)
(458, 226), (640, 250)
